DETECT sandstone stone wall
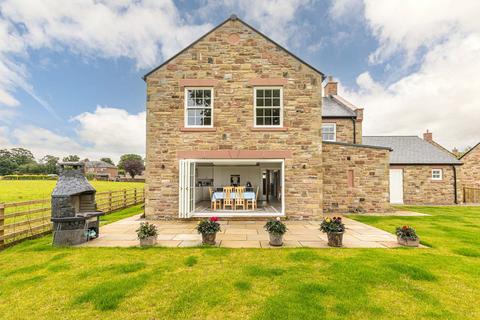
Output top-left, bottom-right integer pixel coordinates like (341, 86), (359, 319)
(392, 165), (460, 204)
(322, 118), (362, 144)
(459, 145), (480, 189)
(322, 142), (391, 213)
(145, 18), (324, 219)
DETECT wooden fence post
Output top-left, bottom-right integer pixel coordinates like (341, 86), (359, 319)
(108, 192), (112, 213)
(134, 188), (137, 205)
(123, 189), (127, 209)
(0, 203), (5, 248)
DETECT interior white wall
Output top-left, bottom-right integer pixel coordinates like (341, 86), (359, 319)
(213, 166), (262, 189)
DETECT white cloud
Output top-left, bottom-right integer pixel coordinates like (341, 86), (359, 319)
(1, 107), (145, 162)
(0, 0), (213, 114)
(73, 106), (146, 159)
(337, 0), (480, 150)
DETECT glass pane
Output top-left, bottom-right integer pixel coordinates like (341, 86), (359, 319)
(273, 117), (280, 125)
(195, 90), (203, 98)
(188, 117), (196, 126)
(204, 109), (211, 117)
(195, 98), (203, 106)
(273, 98), (280, 106)
(273, 108), (280, 117)
(265, 98), (272, 106)
(256, 117), (264, 125)
(204, 98), (211, 108)
(265, 117), (272, 125)
(265, 90), (272, 98)
(256, 98), (264, 107)
(187, 90), (195, 106)
(273, 90), (280, 97)
(204, 90), (211, 98)
(257, 108), (264, 116)
(257, 90), (264, 98)
(265, 109), (272, 117)
(203, 117), (211, 126)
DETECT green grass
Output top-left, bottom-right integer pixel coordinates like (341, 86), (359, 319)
(0, 206), (479, 319)
(0, 180), (145, 203)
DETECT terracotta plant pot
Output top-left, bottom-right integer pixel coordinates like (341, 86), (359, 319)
(269, 233), (284, 246)
(140, 236), (157, 247)
(327, 232), (344, 247)
(397, 236), (420, 247)
(202, 232), (217, 245)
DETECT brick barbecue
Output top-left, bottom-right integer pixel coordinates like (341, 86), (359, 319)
(51, 162), (104, 246)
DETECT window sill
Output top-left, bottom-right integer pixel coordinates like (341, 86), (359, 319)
(180, 127), (217, 132)
(251, 127), (288, 132)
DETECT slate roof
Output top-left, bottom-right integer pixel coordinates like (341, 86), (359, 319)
(322, 95), (357, 117)
(362, 136), (462, 165)
(52, 169), (96, 196)
(85, 160), (116, 169)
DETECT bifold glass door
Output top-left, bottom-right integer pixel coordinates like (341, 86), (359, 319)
(179, 160), (196, 218)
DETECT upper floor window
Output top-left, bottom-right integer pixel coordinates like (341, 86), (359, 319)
(322, 123), (336, 141)
(185, 88), (213, 127)
(432, 169), (443, 180)
(254, 87), (283, 127)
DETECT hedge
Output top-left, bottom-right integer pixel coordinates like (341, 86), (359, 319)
(1, 175), (58, 180)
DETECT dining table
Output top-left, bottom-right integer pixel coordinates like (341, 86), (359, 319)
(212, 191), (256, 201)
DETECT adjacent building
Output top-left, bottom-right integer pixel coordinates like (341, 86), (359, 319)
(83, 160), (118, 180)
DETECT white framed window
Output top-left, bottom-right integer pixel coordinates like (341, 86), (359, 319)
(432, 169), (443, 180)
(254, 87), (283, 127)
(322, 123), (336, 141)
(184, 87), (213, 127)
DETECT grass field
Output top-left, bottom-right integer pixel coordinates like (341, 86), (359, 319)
(0, 206), (479, 319)
(0, 180), (145, 203)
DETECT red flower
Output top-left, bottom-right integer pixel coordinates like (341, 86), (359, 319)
(210, 216), (218, 222)
(402, 225), (408, 230)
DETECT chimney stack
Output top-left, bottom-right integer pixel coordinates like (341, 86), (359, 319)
(324, 75), (338, 96)
(423, 130), (433, 142)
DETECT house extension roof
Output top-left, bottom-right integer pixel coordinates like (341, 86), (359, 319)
(322, 95), (357, 117)
(84, 161), (116, 169)
(362, 136), (462, 165)
(143, 14), (325, 80)
(459, 142), (480, 160)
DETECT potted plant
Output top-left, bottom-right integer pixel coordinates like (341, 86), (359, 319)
(320, 216), (345, 247)
(196, 217), (221, 245)
(136, 222), (158, 246)
(396, 225), (420, 247)
(264, 217), (287, 246)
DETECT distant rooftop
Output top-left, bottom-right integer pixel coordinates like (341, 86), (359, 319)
(322, 95), (357, 117)
(362, 136), (462, 165)
(84, 160), (116, 168)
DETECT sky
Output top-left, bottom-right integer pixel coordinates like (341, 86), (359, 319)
(0, 0), (479, 162)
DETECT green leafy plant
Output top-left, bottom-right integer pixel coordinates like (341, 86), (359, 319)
(320, 216), (345, 233)
(136, 222), (158, 239)
(264, 217), (287, 235)
(196, 217), (221, 234)
(396, 225), (418, 240)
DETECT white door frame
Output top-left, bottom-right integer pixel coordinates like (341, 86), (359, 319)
(389, 168), (404, 204)
(178, 160), (196, 218)
(180, 159), (285, 218)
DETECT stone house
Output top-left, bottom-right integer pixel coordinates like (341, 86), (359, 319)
(458, 142), (480, 189)
(83, 160), (118, 180)
(143, 15), (391, 220)
(363, 134), (462, 205)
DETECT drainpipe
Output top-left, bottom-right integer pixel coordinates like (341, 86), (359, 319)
(452, 165), (458, 204)
(351, 117), (356, 144)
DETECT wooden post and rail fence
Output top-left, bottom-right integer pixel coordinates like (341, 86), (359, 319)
(0, 188), (144, 249)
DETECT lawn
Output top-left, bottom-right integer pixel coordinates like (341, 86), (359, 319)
(0, 180), (145, 203)
(0, 206), (479, 319)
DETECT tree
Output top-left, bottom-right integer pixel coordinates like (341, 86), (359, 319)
(123, 159), (144, 179)
(100, 157), (115, 166)
(10, 148), (35, 166)
(118, 154), (143, 170)
(41, 155), (60, 174)
(0, 150), (17, 175)
(63, 155), (80, 162)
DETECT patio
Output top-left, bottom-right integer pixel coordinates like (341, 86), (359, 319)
(82, 214), (406, 248)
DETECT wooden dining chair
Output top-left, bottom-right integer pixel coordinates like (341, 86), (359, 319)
(234, 186), (246, 210)
(246, 186), (259, 210)
(223, 186), (234, 210)
(209, 187), (221, 210)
